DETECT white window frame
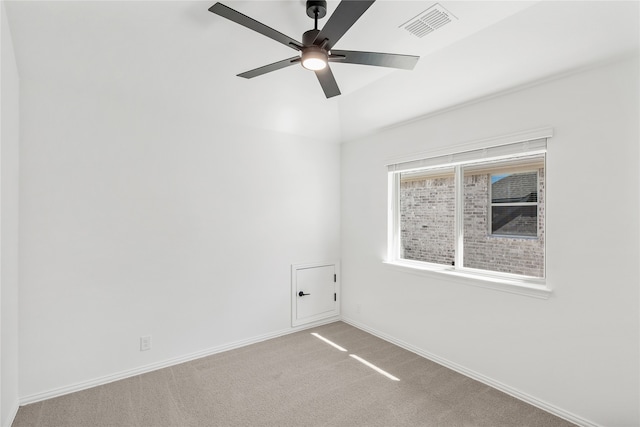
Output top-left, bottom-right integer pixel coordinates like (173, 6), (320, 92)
(385, 129), (552, 299)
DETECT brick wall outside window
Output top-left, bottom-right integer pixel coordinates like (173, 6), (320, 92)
(400, 175), (455, 265)
(400, 168), (545, 277)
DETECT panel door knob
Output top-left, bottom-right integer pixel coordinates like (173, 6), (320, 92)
(298, 291), (310, 297)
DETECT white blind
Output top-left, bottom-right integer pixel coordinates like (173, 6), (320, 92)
(388, 138), (547, 173)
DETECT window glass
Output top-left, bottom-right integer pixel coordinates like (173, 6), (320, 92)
(399, 169), (455, 266)
(491, 205), (537, 236)
(491, 172), (538, 203)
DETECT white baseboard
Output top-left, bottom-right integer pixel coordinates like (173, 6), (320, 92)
(19, 317), (340, 406)
(17, 315), (601, 427)
(341, 316), (600, 427)
(2, 399), (19, 427)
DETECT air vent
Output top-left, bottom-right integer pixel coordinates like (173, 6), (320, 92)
(400, 3), (457, 38)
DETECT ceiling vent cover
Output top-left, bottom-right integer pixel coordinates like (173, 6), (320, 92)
(400, 3), (457, 38)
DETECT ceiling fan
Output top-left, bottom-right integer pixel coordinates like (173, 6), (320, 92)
(208, 0), (420, 98)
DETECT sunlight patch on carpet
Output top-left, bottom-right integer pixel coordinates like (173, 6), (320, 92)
(350, 354), (400, 381)
(311, 333), (348, 352)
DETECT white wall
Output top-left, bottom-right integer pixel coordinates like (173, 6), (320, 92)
(0, 2), (20, 425)
(341, 57), (639, 426)
(18, 73), (341, 398)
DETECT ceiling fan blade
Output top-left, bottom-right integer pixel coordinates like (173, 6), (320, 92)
(315, 65), (341, 99)
(209, 3), (303, 51)
(313, 0), (375, 50)
(237, 57), (300, 79)
(330, 50), (419, 70)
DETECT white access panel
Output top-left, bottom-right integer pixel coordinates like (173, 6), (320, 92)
(291, 261), (340, 327)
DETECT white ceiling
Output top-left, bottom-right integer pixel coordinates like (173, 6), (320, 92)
(4, 1), (639, 143)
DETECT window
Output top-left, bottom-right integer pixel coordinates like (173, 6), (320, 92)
(490, 170), (538, 237)
(387, 137), (548, 288)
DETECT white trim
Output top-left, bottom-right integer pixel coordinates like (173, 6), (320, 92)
(341, 317), (602, 427)
(18, 318), (340, 406)
(383, 260), (551, 299)
(387, 173), (400, 262)
(385, 128), (552, 169)
(454, 165), (464, 269)
(2, 400), (19, 427)
(290, 260), (337, 270)
(291, 260), (341, 327)
(16, 315), (601, 426)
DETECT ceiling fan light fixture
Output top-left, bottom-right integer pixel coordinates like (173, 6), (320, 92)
(301, 47), (328, 71)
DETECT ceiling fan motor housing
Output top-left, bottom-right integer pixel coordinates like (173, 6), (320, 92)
(302, 29), (321, 47)
(306, 0), (327, 19)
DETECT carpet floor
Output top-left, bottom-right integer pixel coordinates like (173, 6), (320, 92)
(12, 321), (575, 426)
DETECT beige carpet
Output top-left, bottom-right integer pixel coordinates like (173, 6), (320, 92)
(12, 321), (574, 426)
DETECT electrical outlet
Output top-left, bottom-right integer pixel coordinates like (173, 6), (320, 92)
(140, 335), (152, 351)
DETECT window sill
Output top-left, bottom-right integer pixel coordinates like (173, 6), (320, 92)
(382, 260), (552, 299)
